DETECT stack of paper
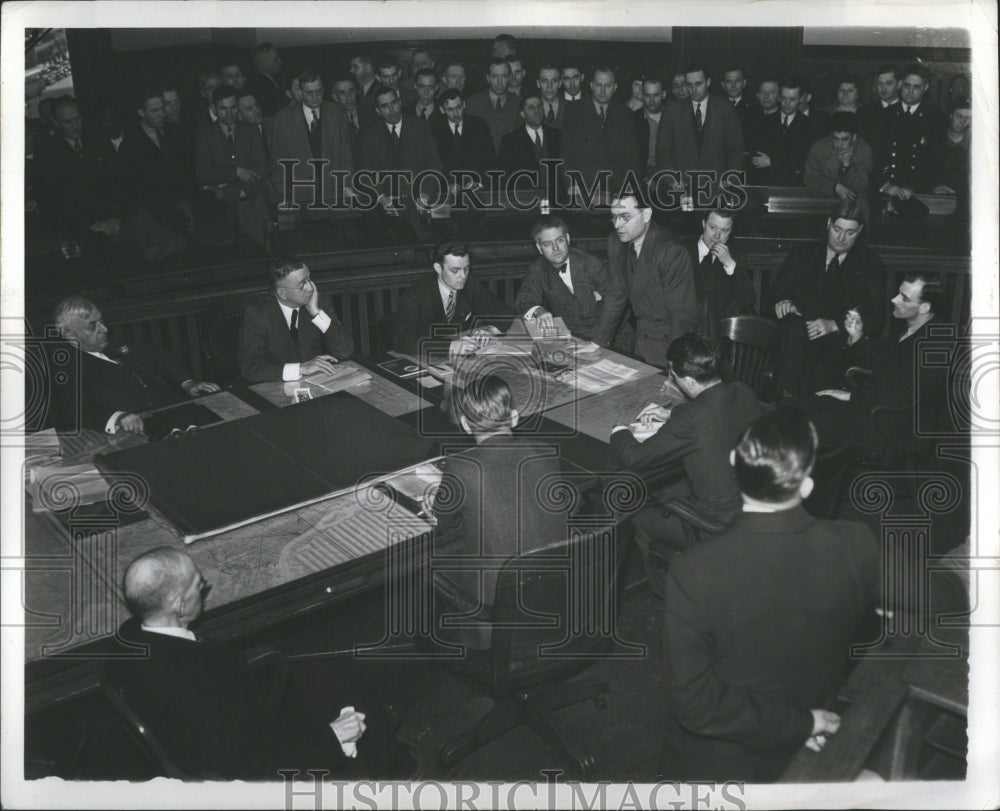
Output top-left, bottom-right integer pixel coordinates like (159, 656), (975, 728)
(562, 358), (641, 393)
(30, 462), (109, 512)
(306, 362), (373, 392)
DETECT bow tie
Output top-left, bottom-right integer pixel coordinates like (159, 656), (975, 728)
(555, 263), (569, 274)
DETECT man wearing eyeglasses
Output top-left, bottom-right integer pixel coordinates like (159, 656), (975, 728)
(238, 255), (354, 382)
(514, 215), (625, 346)
(607, 191), (698, 367)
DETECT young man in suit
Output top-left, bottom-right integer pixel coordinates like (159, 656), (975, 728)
(655, 63), (744, 199)
(784, 273), (947, 453)
(747, 77), (817, 186)
(433, 375), (565, 648)
(391, 241), (509, 356)
(684, 209), (756, 343)
(610, 334), (764, 595)
(238, 255), (354, 382)
(497, 93), (561, 177)
(514, 215), (625, 346)
(721, 63), (756, 128)
(329, 75), (375, 160)
(535, 64), (567, 130)
(430, 89), (496, 182)
(465, 58), (521, 152)
(51, 296), (219, 435)
(661, 410), (878, 781)
(607, 191), (699, 367)
(194, 85), (270, 248)
(358, 86), (445, 242)
(108, 546), (406, 779)
(268, 70), (354, 209)
(405, 68), (440, 123)
(765, 199), (886, 396)
(635, 75), (666, 181)
(561, 67), (641, 200)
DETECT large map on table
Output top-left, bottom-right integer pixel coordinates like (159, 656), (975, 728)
(93, 393), (435, 543)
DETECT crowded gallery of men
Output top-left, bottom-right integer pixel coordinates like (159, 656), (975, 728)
(19, 24), (978, 787)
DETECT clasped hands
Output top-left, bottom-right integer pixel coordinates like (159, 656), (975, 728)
(774, 301), (838, 341)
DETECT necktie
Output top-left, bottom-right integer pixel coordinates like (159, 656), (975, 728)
(599, 105), (607, 124)
(73, 138), (83, 155)
(627, 243), (639, 281)
(546, 104), (555, 123)
(155, 128), (165, 150)
(694, 103), (702, 131)
(349, 112), (358, 130)
(445, 291), (456, 321)
(494, 96), (502, 112)
(290, 308), (299, 341)
(826, 255), (839, 274)
(732, 97), (739, 106)
(310, 109), (319, 133)
(532, 129), (542, 159)
(391, 125), (400, 142)
(226, 127), (235, 148)
(701, 251), (714, 267)
(781, 114), (789, 133)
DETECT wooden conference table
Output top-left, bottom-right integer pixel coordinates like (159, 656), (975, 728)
(23, 334), (672, 712)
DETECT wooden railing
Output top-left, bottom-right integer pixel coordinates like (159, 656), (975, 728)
(26, 236), (971, 384)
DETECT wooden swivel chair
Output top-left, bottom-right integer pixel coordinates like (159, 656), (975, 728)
(429, 530), (626, 777)
(718, 316), (781, 404)
(199, 305), (246, 386)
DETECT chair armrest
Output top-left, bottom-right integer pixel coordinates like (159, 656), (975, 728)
(661, 498), (727, 534)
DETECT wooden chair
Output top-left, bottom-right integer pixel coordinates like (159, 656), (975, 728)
(718, 316), (781, 404)
(199, 305), (246, 386)
(428, 530), (626, 777)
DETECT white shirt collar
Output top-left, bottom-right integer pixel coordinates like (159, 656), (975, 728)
(697, 238), (712, 262)
(276, 297), (300, 328)
(903, 102), (921, 114)
(645, 110), (662, 123)
(302, 102), (320, 122)
(565, 91), (581, 101)
(386, 120), (403, 136)
(437, 278), (458, 311)
(782, 111), (796, 124)
(825, 248), (846, 266)
(525, 123), (542, 141)
(141, 625), (197, 642)
(85, 349), (117, 364)
(882, 99), (899, 109)
(450, 120), (462, 134)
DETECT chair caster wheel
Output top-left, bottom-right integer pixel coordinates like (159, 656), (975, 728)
(593, 695), (607, 710)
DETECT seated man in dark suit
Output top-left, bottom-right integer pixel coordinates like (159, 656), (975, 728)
(52, 296), (219, 435)
(119, 86), (195, 239)
(391, 240), (510, 356)
(433, 375), (565, 648)
(514, 215), (625, 346)
(109, 546), (402, 779)
(194, 85), (269, 248)
(662, 410), (879, 782)
(430, 88), (496, 183)
(497, 93), (561, 179)
(685, 209), (756, 343)
(238, 255), (354, 383)
(748, 76), (818, 186)
(765, 199), (886, 396)
(782, 272), (946, 453)
(610, 334), (765, 596)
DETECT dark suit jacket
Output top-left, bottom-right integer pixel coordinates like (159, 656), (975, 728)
(269, 101), (354, 205)
(195, 120), (269, 190)
(430, 114), (497, 179)
(118, 126), (192, 223)
(728, 94), (757, 131)
(238, 295), (355, 382)
(51, 343), (188, 432)
(561, 100), (641, 193)
(246, 70), (288, 118)
(656, 96), (744, 183)
(539, 97), (567, 129)
(434, 436), (565, 612)
(465, 91), (521, 151)
(609, 381), (764, 518)
(765, 241), (886, 338)
(391, 272), (510, 355)
(497, 123), (561, 175)
(804, 135), (873, 195)
(662, 506), (879, 781)
(357, 115), (444, 200)
(512, 247), (626, 346)
(105, 618), (344, 780)
(34, 132), (128, 232)
(404, 100), (441, 125)
(607, 221), (699, 367)
(748, 110), (817, 186)
(856, 102), (901, 183)
(846, 319), (942, 414)
(634, 109), (662, 173)
(683, 237), (756, 342)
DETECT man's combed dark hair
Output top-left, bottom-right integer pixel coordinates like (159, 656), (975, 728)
(531, 215), (570, 241)
(456, 374), (513, 433)
(829, 197), (865, 225)
(211, 85), (238, 106)
(666, 334), (721, 384)
(734, 411), (818, 503)
(434, 240), (470, 266)
(905, 272), (946, 316)
(267, 255), (308, 289)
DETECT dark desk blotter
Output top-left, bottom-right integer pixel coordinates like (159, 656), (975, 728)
(95, 393), (435, 541)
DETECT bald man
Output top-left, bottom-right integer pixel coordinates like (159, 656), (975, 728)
(105, 547), (406, 779)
